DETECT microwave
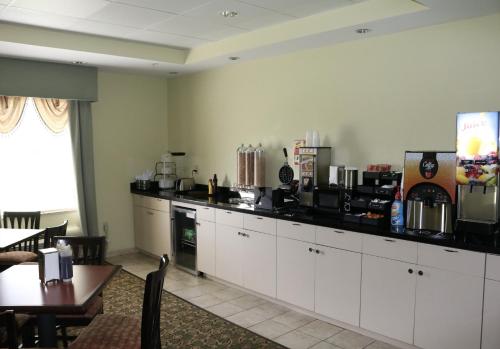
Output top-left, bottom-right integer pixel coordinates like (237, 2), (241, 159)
(315, 186), (343, 213)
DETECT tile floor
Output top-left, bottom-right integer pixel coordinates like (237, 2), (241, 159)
(107, 252), (402, 349)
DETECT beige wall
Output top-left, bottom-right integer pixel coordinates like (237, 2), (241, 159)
(92, 70), (168, 253)
(167, 13), (500, 188)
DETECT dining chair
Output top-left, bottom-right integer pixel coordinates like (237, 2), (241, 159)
(2, 211), (40, 229)
(0, 310), (33, 349)
(42, 221), (68, 248)
(68, 255), (169, 349)
(0, 235), (39, 271)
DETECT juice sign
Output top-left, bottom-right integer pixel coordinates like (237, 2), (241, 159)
(456, 112), (499, 186)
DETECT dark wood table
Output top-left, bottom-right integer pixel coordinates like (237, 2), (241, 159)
(0, 264), (121, 347)
(0, 228), (44, 251)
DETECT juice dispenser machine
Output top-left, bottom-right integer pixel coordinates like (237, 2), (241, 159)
(456, 111), (500, 235)
(298, 147), (331, 206)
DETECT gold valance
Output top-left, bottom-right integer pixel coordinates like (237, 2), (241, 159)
(0, 96), (26, 134)
(34, 98), (69, 133)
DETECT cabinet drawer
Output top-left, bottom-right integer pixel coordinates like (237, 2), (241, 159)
(243, 214), (276, 235)
(277, 220), (316, 243)
(132, 194), (145, 207)
(363, 235), (417, 263)
(143, 196), (170, 212)
(197, 206), (215, 222)
(486, 254), (500, 281)
(216, 209), (244, 228)
(316, 227), (362, 252)
(418, 244), (485, 277)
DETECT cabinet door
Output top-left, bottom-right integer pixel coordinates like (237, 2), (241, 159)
(243, 229), (276, 298)
(134, 206), (154, 253)
(277, 237), (315, 310)
(197, 220), (216, 275)
(414, 266), (483, 349)
(360, 254), (416, 343)
(482, 279), (500, 349)
(315, 246), (361, 326)
(150, 209), (171, 258)
(215, 224), (243, 286)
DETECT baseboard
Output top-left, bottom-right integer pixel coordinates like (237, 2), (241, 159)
(106, 247), (138, 258)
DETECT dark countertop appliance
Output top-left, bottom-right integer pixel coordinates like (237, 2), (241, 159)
(298, 147), (331, 207)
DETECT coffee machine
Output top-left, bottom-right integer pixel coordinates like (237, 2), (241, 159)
(298, 147), (331, 206)
(403, 151), (456, 234)
(455, 111), (500, 235)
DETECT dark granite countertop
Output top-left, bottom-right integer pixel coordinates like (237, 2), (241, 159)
(131, 185), (500, 255)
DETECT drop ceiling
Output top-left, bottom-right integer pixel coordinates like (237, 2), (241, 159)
(0, 0), (499, 75)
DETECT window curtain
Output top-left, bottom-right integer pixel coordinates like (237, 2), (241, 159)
(34, 98), (69, 133)
(69, 101), (98, 236)
(0, 96), (26, 133)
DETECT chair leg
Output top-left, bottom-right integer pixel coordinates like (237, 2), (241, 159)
(61, 326), (69, 348)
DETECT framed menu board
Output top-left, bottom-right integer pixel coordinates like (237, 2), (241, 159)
(456, 112), (499, 186)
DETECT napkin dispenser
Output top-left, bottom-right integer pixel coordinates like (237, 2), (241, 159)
(39, 248), (60, 284)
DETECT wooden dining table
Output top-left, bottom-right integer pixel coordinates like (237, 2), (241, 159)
(0, 264), (121, 347)
(0, 228), (44, 252)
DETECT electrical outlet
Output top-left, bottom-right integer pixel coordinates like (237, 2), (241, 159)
(103, 222), (109, 236)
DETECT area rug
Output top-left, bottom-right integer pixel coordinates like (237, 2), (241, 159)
(101, 270), (286, 348)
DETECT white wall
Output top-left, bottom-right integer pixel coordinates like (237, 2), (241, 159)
(167, 13), (500, 188)
(92, 70), (168, 253)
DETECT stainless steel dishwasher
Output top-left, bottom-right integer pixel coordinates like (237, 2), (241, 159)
(171, 205), (197, 274)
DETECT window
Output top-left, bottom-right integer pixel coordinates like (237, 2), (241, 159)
(0, 97), (78, 212)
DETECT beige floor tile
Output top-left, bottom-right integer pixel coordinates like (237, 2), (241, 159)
(297, 320), (344, 340)
(364, 341), (403, 349)
(171, 285), (208, 299)
(206, 302), (245, 318)
(309, 341), (343, 349)
(164, 279), (190, 292)
(209, 287), (248, 301)
(326, 330), (375, 349)
(253, 301), (290, 318)
(248, 319), (294, 340)
(273, 311), (316, 330)
(189, 294), (224, 308)
(275, 330), (322, 349)
(229, 294), (267, 310)
(226, 307), (273, 328)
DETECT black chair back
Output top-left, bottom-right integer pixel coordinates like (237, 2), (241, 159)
(43, 220), (68, 248)
(2, 211), (40, 229)
(141, 255), (168, 349)
(0, 310), (18, 349)
(51, 236), (106, 265)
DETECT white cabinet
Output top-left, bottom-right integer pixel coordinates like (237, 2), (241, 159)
(413, 266), (484, 349)
(277, 237), (316, 310)
(360, 254), (416, 343)
(315, 245), (361, 326)
(215, 224), (243, 286)
(242, 229), (276, 297)
(133, 195), (171, 258)
(482, 279), (500, 349)
(197, 220), (216, 275)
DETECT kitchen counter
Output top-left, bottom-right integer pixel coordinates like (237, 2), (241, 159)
(131, 185), (500, 255)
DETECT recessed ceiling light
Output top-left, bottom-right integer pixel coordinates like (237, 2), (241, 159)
(355, 28), (371, 34)
(72, 61), (87, 65)
(228, 56), (240, 61)
(169, 72), (178, 75)
(220, 10), (238, 17)
(152, 63), (160, 67)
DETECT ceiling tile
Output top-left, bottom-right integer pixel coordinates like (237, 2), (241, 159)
(128, 29), (209, 48)
(110, 0), (213, 14)
(67, 19), (138, 39)
(0, 6), (79, 29)
(183, 0), (294, 30)
(238, 0), (353, 18)
(10, 0), (109, 18)
(150, 15), (245, 40)
(89, 2), (172, 28)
